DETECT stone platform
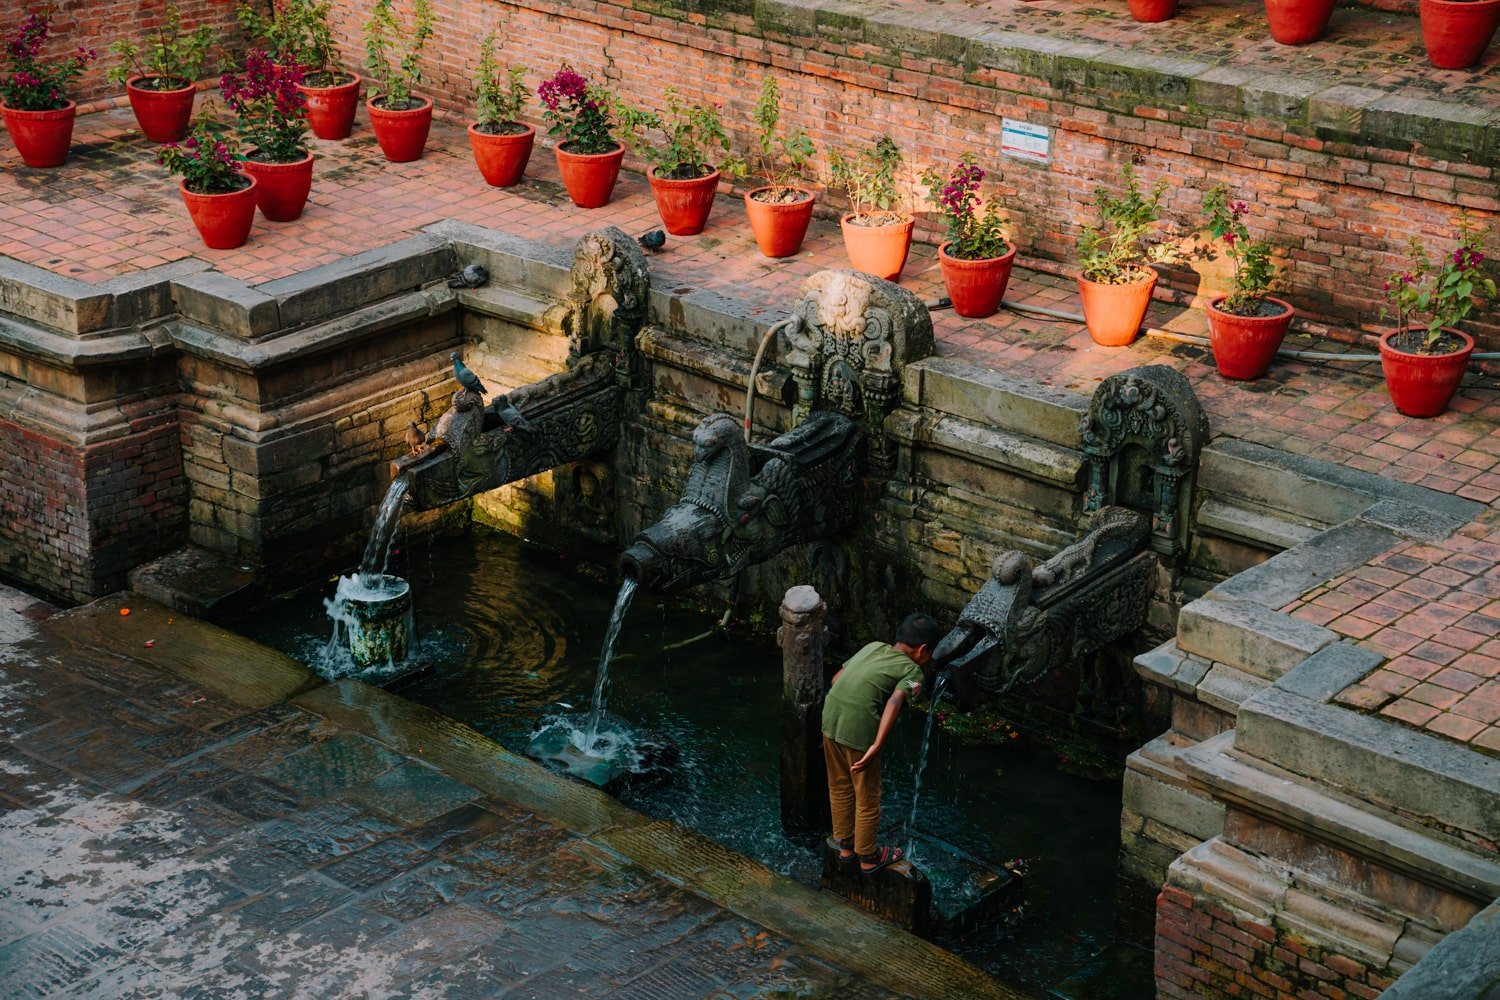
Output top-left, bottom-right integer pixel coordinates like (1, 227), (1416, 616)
(0, 583), (1015, 1000)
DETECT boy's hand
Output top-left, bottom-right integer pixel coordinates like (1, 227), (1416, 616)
(850, 745), (878, 773)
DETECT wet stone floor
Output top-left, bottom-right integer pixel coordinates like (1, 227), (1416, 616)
(0, 586), (899, 999)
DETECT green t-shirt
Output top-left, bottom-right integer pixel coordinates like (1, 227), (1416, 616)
(821, 641), (923, 752)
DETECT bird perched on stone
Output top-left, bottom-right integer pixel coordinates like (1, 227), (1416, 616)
(405, 420), (427, 455)
(637, 229), (666, 252)
(447, 263), (490, 289)
(450, 352), (487, 395)
(492, 394), (533, 433)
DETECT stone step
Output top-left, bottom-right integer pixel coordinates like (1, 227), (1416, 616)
(1176, 595), (1336, 681)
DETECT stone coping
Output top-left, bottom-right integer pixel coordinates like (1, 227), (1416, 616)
(1381, 898), (1500, 1000)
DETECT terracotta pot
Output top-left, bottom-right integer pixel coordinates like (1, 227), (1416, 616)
(648, 167), (721, 236)
(179, 175), (258, 250)
(298, 72), (360, 140)
(1077, 268), (1157, 347)
(938, 242), (1018, 319)
(468, 121), (535, 187)
(554, 142), (625, 209)
(1379, 326), (1474, 418)
(839, 213), (914, 282)
(1262, 0), (1335, 43)
(126, 76), (195, 143)
(366, 95), (432, 162)
(1128, 0), (1179, 21)
(1205, 295), (1294, 380)
(2, 100), (77, 168)
(744, 186), (816, 258)
(240, 149), (314, 222)
(1419, 0), (1500, 68)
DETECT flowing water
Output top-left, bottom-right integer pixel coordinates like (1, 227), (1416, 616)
(359, 477), (410, 578)
(583, 576), (639, 748)
(244, 527), (1153, 999)
(906, 671), (950, 859)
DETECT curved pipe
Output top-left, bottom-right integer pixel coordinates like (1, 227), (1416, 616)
(744, 315), (800, 445)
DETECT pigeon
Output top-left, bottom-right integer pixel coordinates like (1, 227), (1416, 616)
(447, 263), (490, 289)
(492, 394), (533, 433)
(637, 229), (666, 252)
(405, 420), (426, 455)
(450, 352), (487, 395)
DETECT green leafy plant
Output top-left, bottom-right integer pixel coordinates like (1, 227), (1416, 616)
(1383, 217), (1496, 352)
(537, 64), (615, 155)
(619, 88), (736, 179)
(1077, 163), (1176, 284)
(220, 48), (307, 162)
(157, 105), (245, 193)
(363, 0), (434, 110)
(747, 75), (814, 203)
(829, 134), (904, 224)
(923, 159), (1011, 261)
(1, 9), (96, 111)
(107, 0), (215, 90)
(236, 0), (347, 86)
(1202, 185), (1280, 315)
(473, 31), (527, 134)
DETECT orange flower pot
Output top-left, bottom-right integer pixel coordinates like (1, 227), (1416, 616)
(839, 213), (914, 282)
(554, 142), (625, 209)
(1379, 326), (1474, 418)
(179, 175), (258, 250)
(366, 95), (432, 163)
(240, 149), (314, 222)
(744, 186), (816, 258)
(2, 100), (76, 167)
(468, 122), (535, 187)
(1205, 295), (1294, 380)
(1078, 268), (1157, 347)
(126, 75), (195, 143)
(938, 242), (1018, 319)
(648, 168), (721, 236)
(298, 72), (360, 140)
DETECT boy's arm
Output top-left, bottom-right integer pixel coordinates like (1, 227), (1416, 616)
(850, 689), (907, 773)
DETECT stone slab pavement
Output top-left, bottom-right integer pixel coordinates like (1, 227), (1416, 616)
(0, 584), (1017, 1000)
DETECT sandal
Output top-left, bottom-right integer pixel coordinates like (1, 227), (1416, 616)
(858, 845), (904, 873)
(832, 837), (855, 863)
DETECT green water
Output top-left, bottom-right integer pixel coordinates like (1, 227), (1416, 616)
(245, 526), (1154, 999)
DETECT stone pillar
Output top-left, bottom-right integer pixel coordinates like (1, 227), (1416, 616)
(778, 584), (830, 834)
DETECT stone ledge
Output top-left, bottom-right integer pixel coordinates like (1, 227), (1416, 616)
(1194, 496), (1324, 553)
(1124, 739), (1227, 844)
(1209, 520), (1403, 610)
(0, 255), (206, 336)
(1134, 638), (1212, 696)
(1383, 899), (1500, 1000)
(255, 233), (457, 331)
(888, 411), (1084, 488)
(901, 356), (1089, 449)
(1178, 596), (1336, 680)
(1198, 663), (1271, 715)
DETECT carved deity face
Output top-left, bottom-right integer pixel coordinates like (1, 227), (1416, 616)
(816, 273), (873, 338)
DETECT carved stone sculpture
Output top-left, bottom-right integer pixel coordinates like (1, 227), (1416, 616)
(543, 226), (650, 365)
(1079, 365), (1207, 555)
(619, 411), (862, 593)
(931, 507), (1155, 693)
(783, 270), (934, 473)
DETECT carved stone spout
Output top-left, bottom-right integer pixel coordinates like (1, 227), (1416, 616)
(619, 411), (862, 593)
(933, 507), (1155, 693)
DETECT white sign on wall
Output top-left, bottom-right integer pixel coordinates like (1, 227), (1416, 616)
(1001, 119), (1051, 164)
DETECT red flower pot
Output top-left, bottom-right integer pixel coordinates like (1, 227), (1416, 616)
(1205, 295), (1294, 380)
(1419, 0), (1500, 68)
(1379, 326), (1474, 418)
(468, 121), (535, 187)
(1262, 0), (1336, 43)
(1078, 268), (1157, 347)
(2, 101), (77, 168)
(840, 213), (914, 282)
(744, 186), (816, 258)
(126, 75), (195, 143)
(240, 149), (314, 222)
(366, 95), (432, 163)
(1128, 0), (1179, 21)
(179, 175), (258, 250)
(298, 72), (361, 140)
(648, 168), (721, 236)
(938, 242), (1018, 319)
(554, 142), (625, 209)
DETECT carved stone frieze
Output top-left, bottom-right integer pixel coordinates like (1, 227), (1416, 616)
(1078, 365), (1208, 555)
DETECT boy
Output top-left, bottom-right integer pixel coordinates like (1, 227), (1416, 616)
(821, 613), (941, 872)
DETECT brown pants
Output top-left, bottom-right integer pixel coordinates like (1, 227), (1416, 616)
(823, 735), (881, 857)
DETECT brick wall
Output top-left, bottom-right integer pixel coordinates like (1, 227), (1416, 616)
(310, 0), (1499, 351)
(33, 0), (245, 106)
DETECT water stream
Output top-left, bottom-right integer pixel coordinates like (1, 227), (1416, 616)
(906, 671), (950, 859)
(583, 576), (639, 749)
(359, 477), (410, 578)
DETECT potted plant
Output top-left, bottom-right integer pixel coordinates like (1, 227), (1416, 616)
(363, 0), (434, 162)
(1076, 163), (1175, 347)
(830, 135), (911, 282)
(1262, 0), (1336, 44)
(743, 75), (817, 258)
(1201, 186), (1294, 380)
(1419, 0), (1500, 68)
(239, 0), (360, 140)
(467, 31), (531, 188)
(158, 109), (258, 249)
(538, 65), (622, 209)
(107, 0), (215, 143)
(221, 49), (311, 222)
(923, 159), (1016, 319)
(1378, 221), (1495, 418)
(1, 10), (95, 168)
(620, 88), (735, 236)
(1129, 0), (1179, 22)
